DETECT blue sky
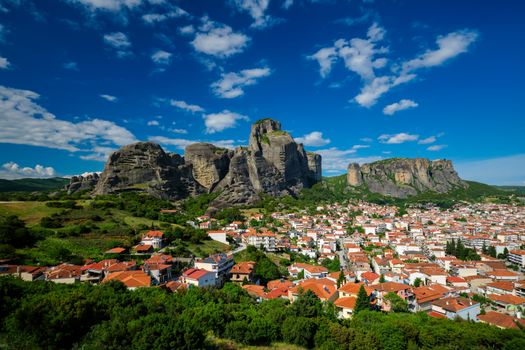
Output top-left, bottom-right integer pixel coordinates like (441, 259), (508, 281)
(0, 0), (524, 185)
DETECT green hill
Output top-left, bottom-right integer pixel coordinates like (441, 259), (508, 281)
(0, 177), (69, 192)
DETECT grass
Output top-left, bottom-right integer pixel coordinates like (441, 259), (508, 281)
(187, 240), (230, 258)
(0, 201), (63, 225)
(208, 336), (304, 350)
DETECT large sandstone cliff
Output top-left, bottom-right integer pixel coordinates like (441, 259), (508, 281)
(68, 119), (322, 207)
(347, 158), (467, 198)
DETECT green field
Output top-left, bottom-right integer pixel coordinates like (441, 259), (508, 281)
(0, 201), (63, 225)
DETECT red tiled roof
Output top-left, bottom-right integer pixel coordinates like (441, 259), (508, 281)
(478, 311), (525, 329)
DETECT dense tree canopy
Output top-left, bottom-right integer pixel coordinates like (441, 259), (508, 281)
(1, 277), (525, 349)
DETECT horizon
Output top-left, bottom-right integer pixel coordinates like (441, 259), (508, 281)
(0, 1), (524, 185)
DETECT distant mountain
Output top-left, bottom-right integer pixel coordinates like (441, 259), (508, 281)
(347, 158), (467, 198)
(0, 177), (69, 192)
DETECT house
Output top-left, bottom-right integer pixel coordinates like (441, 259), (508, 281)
(46, 264), (82, 284)
(478, 311), (525, 329)
(431, 297), (480, 321)
(372, 282), (412, 311)
(194, 253), (234, 285)
(487, 294), (525, 314)
(134, 244), (154, 254)
(334, 297), (357, 319)
(484, 281), (515, 296)
(338, 282), (373, 299)
(508, 250), (525, 267)
(230, 261), (256, 283)
(140, 230), (164, 249)
(208, 230), (229, 245)
(105, 247), (126, 255)
(181, 268), (216, 288)
(143, 263), (172, 285)
(243, 231), (277, 252)
(360, 271), (381, 285)
(486, 270), (519, 281)
(288, 263), (328, 279)
(243, 285), (267, 301)
(288, 278), (338, 302)
(410, 285), (451, 312)
(103, 270), (151, 290)
(0, 265), (46, 281)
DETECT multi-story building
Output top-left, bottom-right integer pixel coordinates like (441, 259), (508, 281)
(508, 250), (525, 267)
(243, 231), (277, 251)
(194, 253), (234, 285)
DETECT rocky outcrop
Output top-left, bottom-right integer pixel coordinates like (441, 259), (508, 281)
(185, 143), (232, 192)
(65, 173), (100, 194)
(93, 142), (204, 200)
(210, 119), (322, 208)
(74, 119), (321, 207)
(347, 158), (467, 198)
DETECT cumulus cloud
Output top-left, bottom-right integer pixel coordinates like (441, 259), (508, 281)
(170, 99), (204, 113)
(103, 32), (132, 57)
(309, 22), (388, 80)
(427, 144), (447, 151)
(191, 16), (250, 58)
(100, 94), (118, 102)
(310, 25), (478, 107)
(231, 0), (274, 29)
(79, 146), (117, 162)
(178, 25), (195, 35)
(0, 161), (56, 179)
(418, 136), (436, 144)
(0, 85), (136, 155)
(169, 128), (188, 134)
(383, 99), (418, 115)
(203, 110), (249, 134)
(378, 132), (419, 144)
(211, 67), (271, 98)
(147, 120), (159, 126)
(295, 131), (330, 147)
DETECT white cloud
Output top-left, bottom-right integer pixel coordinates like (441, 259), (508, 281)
(68, 0), (143, 12)
(378, 132), (419, 144)
(103, 32), (132, 57)
(455, 154), (525, 185)
(354, 73), (416, 107)
(147, 120), (159, 126)
(151, 50), (172, 65)
(231, 0), (273, 29)
(418, 136), (436, 144)
(360, 137), (373, 143)
(169, 128), (188, 134)
(170, 99), (204, 113)
(295, 131), (330, 147)
(79, 146), (116, 162)
(0, 55), (10, 69)
(282, 0), (294, 9)
(383, 99), (418, 115)
(427, 144), (447, 151)
(0, 85), (136, 154)
(316, 147), (382, 174)
(403, 30), (478, 72)
(0, 161), (56, 179)
(142, 6), (188, 24)
(178, 24), (195, 35)
(100, 94), (118, 102)
(309, 23), (388, 81)
(148, 136), (238, 150)
(352, 144), (370, 150)
(191, 17), (250, 58)
(211, 67), (271, 98)
(203, 110), (249, 134)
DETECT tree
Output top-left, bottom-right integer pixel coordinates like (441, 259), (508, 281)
(488, 245), (497, 258)
(379, 274), (385, 283)
(482, 242), (488, 254)
(383, 292), (408, 312)
(354, 285), (371, 315)
(282, 316), (317, 348)
(291, 289), (322, 318)
(413, 278), (422, 287)
(337, 270), (345, 288)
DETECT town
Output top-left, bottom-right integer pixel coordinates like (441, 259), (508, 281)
(3, 200), (525, 331)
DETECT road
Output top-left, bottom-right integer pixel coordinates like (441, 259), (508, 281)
(229, 243), (247, 255)
(337, 239), (348, 269)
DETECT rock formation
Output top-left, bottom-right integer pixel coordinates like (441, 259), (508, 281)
(67, 119), (322, 207)
(65, 173), (100, 195)
(92, 142), (204, 200)
(347, 158), (467, 198)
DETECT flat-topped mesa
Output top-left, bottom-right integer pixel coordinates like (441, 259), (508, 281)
(347, 158), (467, 198)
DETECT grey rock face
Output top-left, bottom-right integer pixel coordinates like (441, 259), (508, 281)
(347, 158), (467, 198)
(65, 173), (100, 194)
(84, 119), (322, 207)
(185, 143), (232, 192)
(93, 142), (204, 199)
